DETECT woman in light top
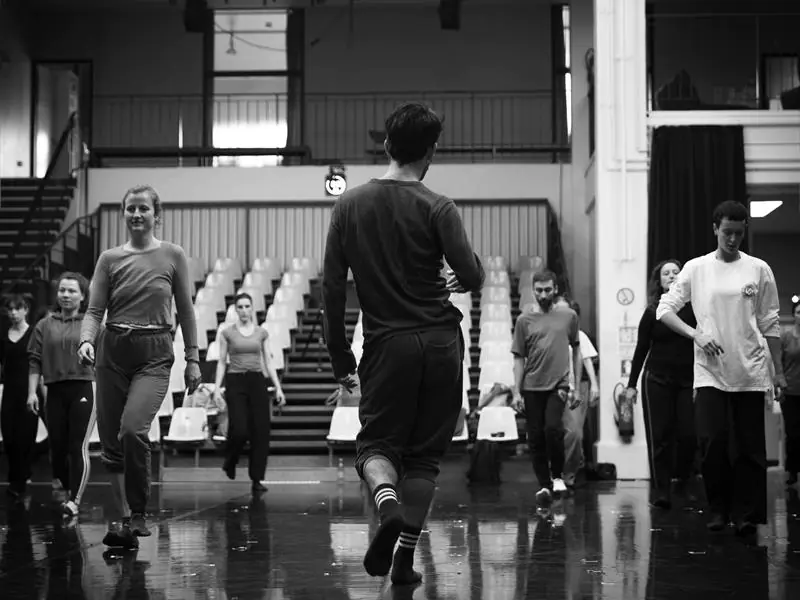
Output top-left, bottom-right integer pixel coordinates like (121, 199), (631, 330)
(77, 184), (201, 550)
(27, 272), (96, 520)
(626, 259), (696, 509)
(214, 292), (286, 492)
(781, 299), (800, 486)
(657, 200), (785, 536)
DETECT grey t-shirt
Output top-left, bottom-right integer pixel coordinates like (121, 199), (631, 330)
(511, 308), (579, 392)
(221, 325), (268, 374)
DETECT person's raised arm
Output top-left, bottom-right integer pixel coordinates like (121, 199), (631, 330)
(322, 203), (356, 382)
(433, 199), (484, 292)
(656, 266), (696, 340)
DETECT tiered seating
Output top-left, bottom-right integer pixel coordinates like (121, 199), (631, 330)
(157, 255), (328, 459)
(472, 255), (544, 441)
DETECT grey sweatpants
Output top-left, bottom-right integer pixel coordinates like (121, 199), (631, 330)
(95, 326), (174, 514)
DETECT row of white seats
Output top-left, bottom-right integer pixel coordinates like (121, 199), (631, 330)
(448, 255), (543, 275)
(207, 256), (319, 283)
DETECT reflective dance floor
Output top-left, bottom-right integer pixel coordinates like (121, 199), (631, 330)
(1, 456), (799, 599)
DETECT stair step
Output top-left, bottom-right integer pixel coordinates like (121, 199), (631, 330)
(269, 439), (329, 451)
(273, 416), (331, 427)
(271, 429), (330, 441)
(279, 405), (333, 417)
(0, 232), (59, 244)
(282, 371), (336, 383)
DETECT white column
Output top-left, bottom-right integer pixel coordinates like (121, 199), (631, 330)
(593, 0), (650, 479)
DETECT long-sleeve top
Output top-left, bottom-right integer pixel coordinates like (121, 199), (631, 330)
(627, 304), (696, 388)
(80, 241), (199, 362)
(656, 251), (780, 392)
(322, 179), (485, 380)
(28, 311), (94, 384)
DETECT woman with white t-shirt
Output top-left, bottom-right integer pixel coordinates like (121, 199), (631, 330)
(657, 200), (786, 536)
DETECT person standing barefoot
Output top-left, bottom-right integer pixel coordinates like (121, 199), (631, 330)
(78, 185), (201, 549)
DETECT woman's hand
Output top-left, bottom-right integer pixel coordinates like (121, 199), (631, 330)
(77, 342), (95, 366)
(27, 393), (39, 415)
(184, 361), (202, 394)
(274, 387), (286, 407)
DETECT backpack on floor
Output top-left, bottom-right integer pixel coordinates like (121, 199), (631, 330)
(466, 440), (502, 484)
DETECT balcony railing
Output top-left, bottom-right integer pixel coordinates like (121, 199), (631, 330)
(92, 91), (569, 166)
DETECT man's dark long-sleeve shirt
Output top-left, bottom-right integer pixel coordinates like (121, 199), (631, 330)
(322, 179), (485, 380)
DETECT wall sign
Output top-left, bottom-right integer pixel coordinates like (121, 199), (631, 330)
(616, 287), (635, 306)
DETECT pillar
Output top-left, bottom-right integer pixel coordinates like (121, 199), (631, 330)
(593, 0), (650, 479)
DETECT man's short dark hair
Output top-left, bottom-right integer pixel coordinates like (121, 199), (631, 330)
(712, 200), (748, 227)
(384, 103), (443, 165)
(532, 269), (558, 287)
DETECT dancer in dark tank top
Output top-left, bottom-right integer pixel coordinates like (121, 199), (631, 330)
(1, 294), (38, 501)
(213, 292), (286, 492)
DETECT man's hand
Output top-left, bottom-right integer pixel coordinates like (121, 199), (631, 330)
(774, 372), (787, 402)
(589, 384), (600, 407)
(693, 331), (724, 357)
(338, 371), (361, 404)
(445, 270), (467, 294)
(511, 390), (525, 413)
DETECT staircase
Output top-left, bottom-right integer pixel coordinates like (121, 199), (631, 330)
(271, 306), (360, 455)
(0, 178), (75, 296)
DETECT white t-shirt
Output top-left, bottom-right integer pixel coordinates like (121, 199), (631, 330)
(655, 251), (780, 392)
(579, 330), (598, 360)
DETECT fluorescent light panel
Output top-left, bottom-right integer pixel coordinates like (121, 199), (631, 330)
(750, 200), (783, 218)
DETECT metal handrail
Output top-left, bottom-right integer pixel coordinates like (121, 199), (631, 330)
(0, 212), (97, 295)
(4, 111), (77, 266)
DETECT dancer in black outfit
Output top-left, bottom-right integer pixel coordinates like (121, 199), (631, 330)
(323, 103), (484, 584)
(781, 299), (800, 486)
(1, 294), (39, 500)
(28, 273), (96, 520)
(625, 259), (696, 509)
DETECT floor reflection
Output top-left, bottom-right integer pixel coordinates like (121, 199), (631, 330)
(0, 459), (798, 598)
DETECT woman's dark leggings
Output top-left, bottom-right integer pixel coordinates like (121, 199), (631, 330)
(641, 371), (696, 493)
(224, 371), (272, 482)
(1, 383), (39, 492)
(783, 395), (800, 475)
(45, 380), (96, 504)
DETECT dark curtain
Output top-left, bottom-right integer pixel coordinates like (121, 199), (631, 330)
(647, 125), (748, 269)
(551, 5), (569, 148)
(286, 9), (305, 163)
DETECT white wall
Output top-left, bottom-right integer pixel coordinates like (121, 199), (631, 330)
(87, 163), (567, 210)
(0, 6), (32, 177)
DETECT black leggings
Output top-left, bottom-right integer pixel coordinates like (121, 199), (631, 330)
(641, 371), (696, 492)
(45, 380), (96, 503)
(783, 395), (800, 475)
(1, 383), (39, 491)
(225, 372), (272, 482)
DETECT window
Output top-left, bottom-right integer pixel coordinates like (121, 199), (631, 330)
(562, 5), (572, 139)
(212, 10), (290, 167)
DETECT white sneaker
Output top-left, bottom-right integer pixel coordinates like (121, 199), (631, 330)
(553, 478), (567, 494)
